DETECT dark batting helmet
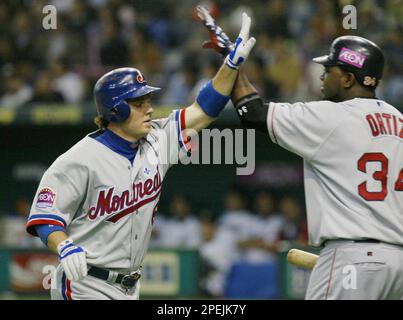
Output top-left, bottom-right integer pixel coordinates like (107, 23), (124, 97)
(94, 67), (160, 123)
(313, 36), (384, 89)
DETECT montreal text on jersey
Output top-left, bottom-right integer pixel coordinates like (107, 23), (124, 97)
(88, 168), (162, 222)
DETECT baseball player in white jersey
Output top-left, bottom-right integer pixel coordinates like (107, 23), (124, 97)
(198, 7), (403, 299)
(25, 13), (256, 300)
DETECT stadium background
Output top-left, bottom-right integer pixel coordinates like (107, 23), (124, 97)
(0, 0), (401, 299)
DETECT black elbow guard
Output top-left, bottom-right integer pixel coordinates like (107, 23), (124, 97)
(234, 93), (269, 134)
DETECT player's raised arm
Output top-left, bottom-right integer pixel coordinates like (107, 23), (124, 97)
(230, 68), (269, 134)
(195, 6), (269, 134)
(184, 12), (256, 133)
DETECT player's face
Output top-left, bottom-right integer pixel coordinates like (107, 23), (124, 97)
(320, 66), (345, 102)
(123, 96), (154, 140)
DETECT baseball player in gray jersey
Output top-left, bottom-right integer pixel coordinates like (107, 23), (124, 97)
(26, 13), (256, 300)
(198, 7), (403, 300)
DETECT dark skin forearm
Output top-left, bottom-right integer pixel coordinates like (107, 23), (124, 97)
(231, 68), (259, 103)
(230, 67), (269, 133)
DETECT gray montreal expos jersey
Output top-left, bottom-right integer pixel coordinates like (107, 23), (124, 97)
(26, 109), (189, 272)
(266, 98), (403, 247)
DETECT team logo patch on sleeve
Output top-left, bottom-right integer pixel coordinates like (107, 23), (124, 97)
(36, 188), (56, 208)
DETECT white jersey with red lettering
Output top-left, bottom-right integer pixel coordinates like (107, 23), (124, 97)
(26, 109), (189, 299)
(267, 98), (403, 247)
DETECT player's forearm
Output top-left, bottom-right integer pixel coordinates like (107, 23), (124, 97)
(47, 231), (69, 253)
(184, 104), (214, 133)
(231, 68), (258, 102)
(230, 68), (269, 134)
(211, 63), (239, 96)
(185, 63), (238, 132)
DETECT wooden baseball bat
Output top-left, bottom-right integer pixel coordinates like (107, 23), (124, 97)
(287, 249), (319, 270)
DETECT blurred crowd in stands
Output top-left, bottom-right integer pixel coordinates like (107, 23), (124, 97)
(0, 0), (402, 111)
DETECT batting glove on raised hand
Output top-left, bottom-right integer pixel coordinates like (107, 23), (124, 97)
(196, 5), (234, 56)
(225, 13), (256, 70)
(57, 238), (88, 281)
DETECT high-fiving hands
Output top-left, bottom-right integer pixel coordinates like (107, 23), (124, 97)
(196, 6), (234, 56)
(226, 13), (256, 69)
(196, 6), (256, 69)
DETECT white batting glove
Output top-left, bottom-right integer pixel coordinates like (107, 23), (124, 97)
(57, 238), (88, 281)
(226, 13), (256, 70)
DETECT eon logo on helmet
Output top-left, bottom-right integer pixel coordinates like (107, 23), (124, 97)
(338, 47), (366, 68)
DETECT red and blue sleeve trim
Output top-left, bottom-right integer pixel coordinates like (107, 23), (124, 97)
(26, 214), (67, 236)
(175, 109), (191, 153)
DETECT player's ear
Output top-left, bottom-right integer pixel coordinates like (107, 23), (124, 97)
(342, 72), (355, 89)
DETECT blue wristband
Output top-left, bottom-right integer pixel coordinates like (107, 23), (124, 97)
(196, 80), (230, 117)
(36, 224), (66, 246)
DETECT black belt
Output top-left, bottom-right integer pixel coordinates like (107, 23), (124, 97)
(353, 239), (381, 243)
(324, 239), (381, 246)
(324, 239), (403, 249)
(88, 266), (141, 290)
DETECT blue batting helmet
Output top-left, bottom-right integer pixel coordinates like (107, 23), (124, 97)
(94, 67), (161, 122)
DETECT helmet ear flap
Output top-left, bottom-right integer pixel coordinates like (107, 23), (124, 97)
(109, 100), (131, 123)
